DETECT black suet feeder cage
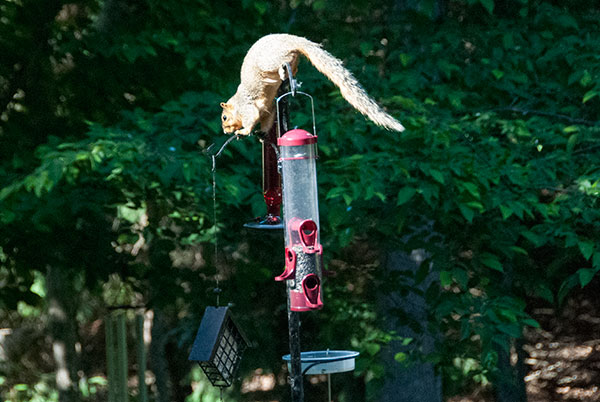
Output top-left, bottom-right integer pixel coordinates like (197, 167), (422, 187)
(188, 306), (250, 387)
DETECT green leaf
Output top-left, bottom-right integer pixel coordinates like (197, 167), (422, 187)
(491, 69), (504, 80)
(558, 275), (578, 304)
(479, 0), (494, 13)
(480, 253), (504, 272)
(577, 268), (596, 288)
(416, 0), (435, 17)
(47, 159), (64, 184)
(509, 246), (528, 256)
(342, 193), (352, 206)
(360, 42), (372, 57)
(583, 90), (599, 103)
(554, 13), (578, 30)
(326, 187), (345, 200)
(312, 0), (326, 10)
(452, 268), (469, 288)
(0, 182), (19, 201)
(429, 169), (445, 184)
(397, 187), (417, 205)
(522, 318), (540, 329)
(496, 323), (521, 338)
(420, 183), (439, 206)
(366, 343), (381, 356)
(462, 182), (480, 199)
(460, 319), (471, 340)
(521, 230), (545, 247)
(566, 134), (578, 153)
(578, 240), (595, 260)
(458, 203), (475, 223)
(535, 285), (554, 303)
(579, 70), (593, 87)
(466, 201), (484, 212)
(502, 33), (514, 49)
(507, 201), (525, 219)
(499, 205), (513, 220)
(182, 162), (192, 183)
(252, 0), (269, 14)
(394, 352), (408, 363)
(440, 270), (452, 287)
(88, 376), (108, 385)
(499, 308), (517, 322)
(399, 53), (413, 67)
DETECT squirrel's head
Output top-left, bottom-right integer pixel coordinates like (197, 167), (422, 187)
(220, 102), (242, 134)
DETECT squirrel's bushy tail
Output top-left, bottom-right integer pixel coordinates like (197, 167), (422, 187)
(293, 37), (405, 132)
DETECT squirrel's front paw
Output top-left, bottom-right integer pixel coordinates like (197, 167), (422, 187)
(235, 127), (252, 136)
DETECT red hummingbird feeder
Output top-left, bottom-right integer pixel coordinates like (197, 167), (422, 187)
(243, 124), (283, 230)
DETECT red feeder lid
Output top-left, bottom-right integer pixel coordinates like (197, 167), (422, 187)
(277, 129), (317, 146)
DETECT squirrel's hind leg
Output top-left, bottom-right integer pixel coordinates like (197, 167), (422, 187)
(278, 65), (287, 82)
(277, 57), (299, 81)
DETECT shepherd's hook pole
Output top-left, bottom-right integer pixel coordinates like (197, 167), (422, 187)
(288, 304), (303, 402)
(276, 75), (304, 402)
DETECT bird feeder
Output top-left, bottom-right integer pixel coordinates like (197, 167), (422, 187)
(276, 128), (324, 311)
(243, 124), (283, 229)
(283, 350), (360, 402)
(188, 306), (249, 387)
(282, 350), (360, 375)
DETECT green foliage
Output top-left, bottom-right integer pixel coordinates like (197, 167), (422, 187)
(185, 367), (223, 402)
(1, 0), (600, 401)
(2, 375), (59, 402)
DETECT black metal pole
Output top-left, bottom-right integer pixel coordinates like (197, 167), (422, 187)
(287, 299), (304, 402)
(277, 78), (304, 402)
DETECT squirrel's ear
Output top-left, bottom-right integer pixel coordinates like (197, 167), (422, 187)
(220, 102), (229, 109)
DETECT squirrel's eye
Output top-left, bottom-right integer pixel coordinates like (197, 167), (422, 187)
(222, 115), (228, 122)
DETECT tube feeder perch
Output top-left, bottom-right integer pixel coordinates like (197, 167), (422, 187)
(188, 306), (249, 387)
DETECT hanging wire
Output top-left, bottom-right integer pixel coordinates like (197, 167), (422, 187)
(212, 154), (221, 306)
(208, 134), (239, 161)
(205, 134), (238, 306)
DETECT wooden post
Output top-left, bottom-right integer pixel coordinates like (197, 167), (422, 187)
(107, 311), (129, 401)
(115, 311), (128, 401)
(105, 314), (116, 402)
(136, 313), (149, 402)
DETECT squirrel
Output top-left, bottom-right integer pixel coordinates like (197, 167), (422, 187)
(220, 33), (405, 135)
